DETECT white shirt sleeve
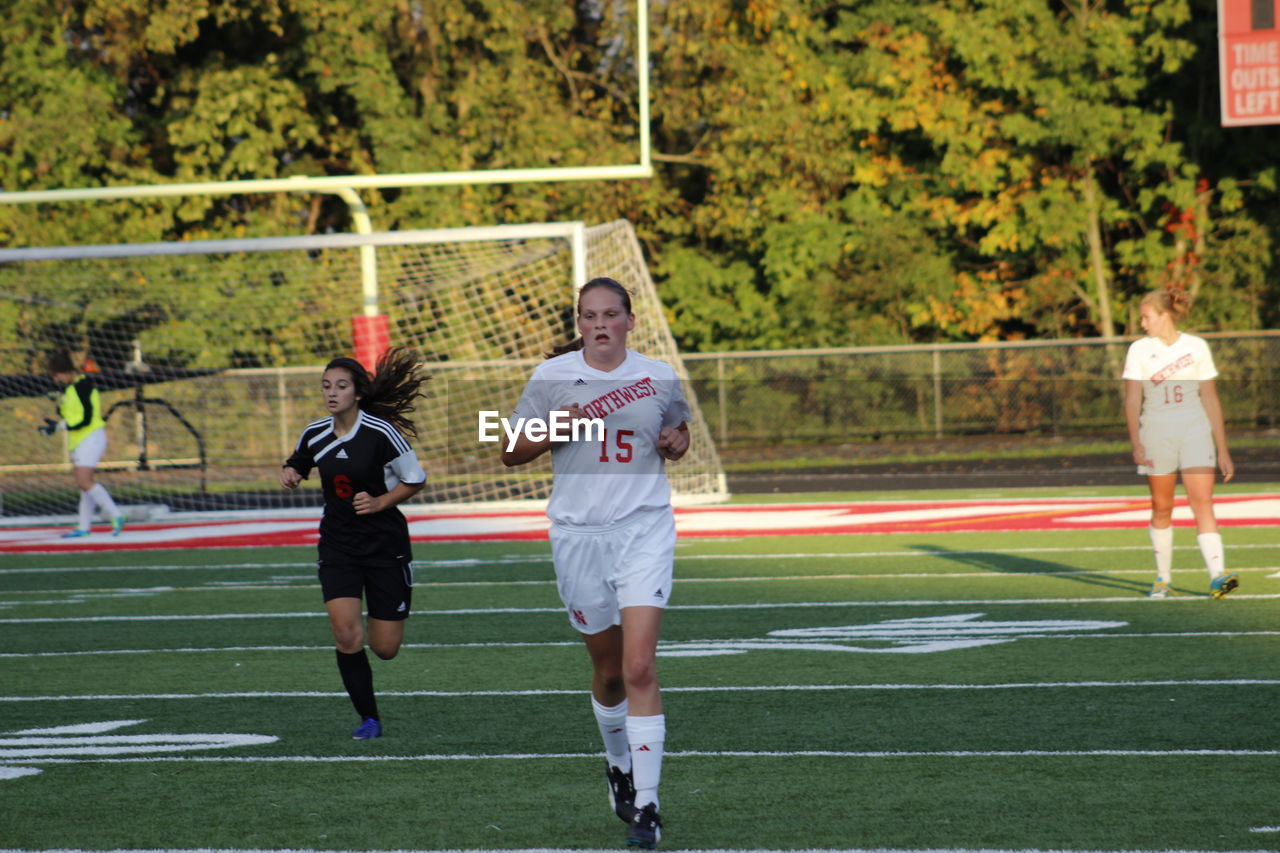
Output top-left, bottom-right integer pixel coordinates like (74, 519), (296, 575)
(1194, 338), (1219, 381)
(513, 367), (551, 422)
(1121, 341), (1144, 380)
(662, 374), (692, 430)
(387, 448), (426, 487)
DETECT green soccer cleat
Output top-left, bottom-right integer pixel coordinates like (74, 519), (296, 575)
(1209, 573), (1239, 599)
(112, 516), (126, 536)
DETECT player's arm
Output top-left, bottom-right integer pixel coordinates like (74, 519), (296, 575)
(353, 480), (424, 515)
(280, 442), (313, 489)
(1124, 380), (1148, 467)
(657, 422), (690, 461)
(500, 431), (552, 467)
(500, 403), (587, 467)
(353, 444), (427, 514)
(1199, 379), (1234, 482)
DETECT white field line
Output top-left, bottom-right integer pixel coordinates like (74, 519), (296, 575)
(5, 593), (1280, 624)
(7, 563), (1280, 596)
(6, 565), (1280, 599)
(2, 542), (1277, 575)
(4, 630), (1280, 659)
(0, 848), (1262, 853)
(3, 679), (1278, 703)
(9, 748), (1280, 767)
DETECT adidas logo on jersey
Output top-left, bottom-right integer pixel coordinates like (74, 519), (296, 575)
(574, 378), (588, 386)
(336, 449), (349, 459)
(397, 601), (407, 612)
(653, 589), (664, 600)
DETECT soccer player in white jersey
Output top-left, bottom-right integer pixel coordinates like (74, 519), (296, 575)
(280, 348), (428, 739)
(501, 277), (690, 849)
(1122, 288), (1236, 599)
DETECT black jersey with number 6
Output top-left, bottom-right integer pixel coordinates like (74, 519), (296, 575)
(285, 410), (426, 565)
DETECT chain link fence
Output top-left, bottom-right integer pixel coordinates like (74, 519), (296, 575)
(683, 332), (1280, 448)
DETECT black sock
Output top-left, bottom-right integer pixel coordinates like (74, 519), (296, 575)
(335, 649), (379, 721)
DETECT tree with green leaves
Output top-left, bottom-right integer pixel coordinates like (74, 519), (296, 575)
(0, 0), (1275, 361)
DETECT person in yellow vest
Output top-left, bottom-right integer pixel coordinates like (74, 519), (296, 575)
(39, 350), (125, 538)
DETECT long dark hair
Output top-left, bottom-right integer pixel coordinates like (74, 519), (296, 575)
(47, 349), (77, 374)
(546, 277), (634, 358)
(324, 346), (428, 438)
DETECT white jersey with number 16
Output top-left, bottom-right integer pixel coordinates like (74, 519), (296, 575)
(1121, 333), (1218, 423)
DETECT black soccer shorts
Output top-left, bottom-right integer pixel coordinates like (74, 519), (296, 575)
(317, 558), (414, 621)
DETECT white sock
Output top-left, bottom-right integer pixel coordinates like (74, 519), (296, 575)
(89, 483), (120, 520)
(627, 714), (665, 810)
(1197, 532), (1225, 578)
(77, 490), (94, 530)
(591, 697), (630, 772)
(1149, 525), (1173, 584)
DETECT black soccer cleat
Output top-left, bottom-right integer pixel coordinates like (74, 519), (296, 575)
(627, 802), (662, 849)
(606, 761), (638, 823)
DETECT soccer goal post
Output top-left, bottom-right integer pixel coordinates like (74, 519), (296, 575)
(0, 220), (727, 519)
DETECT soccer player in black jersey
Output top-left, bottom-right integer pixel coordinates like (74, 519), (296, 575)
(279, 348), (428, 739)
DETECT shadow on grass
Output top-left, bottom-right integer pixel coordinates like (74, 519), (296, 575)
(907, 543), (1151, 594)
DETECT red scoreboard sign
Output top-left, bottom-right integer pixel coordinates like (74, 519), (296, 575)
(1219, 0), (1280, 125)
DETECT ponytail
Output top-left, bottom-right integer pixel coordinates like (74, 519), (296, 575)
(1140, 287), (1192, 323)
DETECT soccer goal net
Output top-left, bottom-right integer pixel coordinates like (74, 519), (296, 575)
(0, 220), (727, 519)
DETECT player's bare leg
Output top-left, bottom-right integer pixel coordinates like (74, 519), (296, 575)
(1145, 473), (1177, 596)
(1182, 469), (1218, 534)
(366, 617), (405, 660)
(582, 625), (637, 822)
(326, 596), (381, 736)
(1184, 468), (1233, 595)
(619, 606), (665, 847)
(619, 606), (663, 715)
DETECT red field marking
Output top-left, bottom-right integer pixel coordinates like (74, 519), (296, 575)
(0, 494), (1276, 553)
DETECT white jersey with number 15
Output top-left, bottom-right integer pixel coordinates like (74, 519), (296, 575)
(512, 349), (691, 528)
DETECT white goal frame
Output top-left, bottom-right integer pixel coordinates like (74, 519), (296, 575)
(0, 220), (728, 520)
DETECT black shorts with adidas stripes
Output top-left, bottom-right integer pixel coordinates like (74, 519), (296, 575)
(317, 554), (414, 621)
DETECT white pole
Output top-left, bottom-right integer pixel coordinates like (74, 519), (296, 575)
(335, 188), (379, 317)
(0, 3), (653, 210)
(637, 0), (651, 170)
(0, 165), (653, 206)
(571, 222), (587, 288)
(0, 223), (590, 263)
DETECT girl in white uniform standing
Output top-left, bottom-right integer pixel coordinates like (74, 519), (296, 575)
(1122, 288), (1236, 599)
(501, 277), (690, 849)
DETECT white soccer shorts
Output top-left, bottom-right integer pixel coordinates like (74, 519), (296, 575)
(549, 507), (676, 634)
(70, 429), (109, 468)
(1138, 416), (1216, 476)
